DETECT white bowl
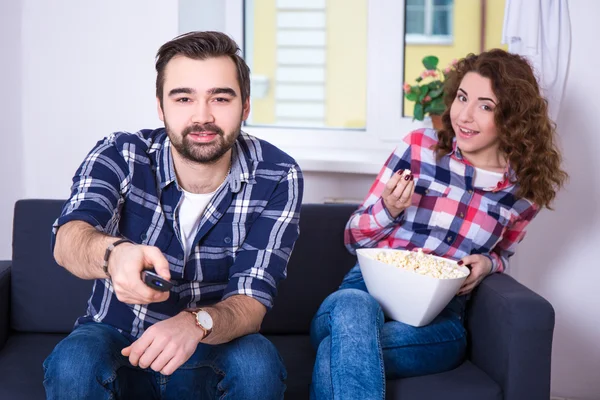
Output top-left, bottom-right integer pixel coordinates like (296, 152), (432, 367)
(356, 248), (470, 327)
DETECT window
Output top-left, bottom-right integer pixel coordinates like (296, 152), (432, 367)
(224, 0), (415, 174)
(243, 0), (367, 130)
(402, 0), (507, 117)
(405, 0), (454, 44)
(202, 0), (506, 174)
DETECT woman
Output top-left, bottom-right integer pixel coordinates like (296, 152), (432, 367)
(309, 49), (567, 399)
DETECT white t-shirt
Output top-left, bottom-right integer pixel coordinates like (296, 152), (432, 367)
(473, 167), (504, 190)
(178, 188), (217, 262)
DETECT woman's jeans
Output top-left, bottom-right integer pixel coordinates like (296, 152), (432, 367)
(43, 322), (286, 400)
(309, 263), (467, 400)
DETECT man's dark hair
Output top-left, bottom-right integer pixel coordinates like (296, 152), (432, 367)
(155, 31), (251, 107)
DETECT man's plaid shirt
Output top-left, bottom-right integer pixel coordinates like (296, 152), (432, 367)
(52, 128), (303, 338)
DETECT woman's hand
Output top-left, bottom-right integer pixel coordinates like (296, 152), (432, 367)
(382, 169), (415, 218)
(457, 254), (493, 296)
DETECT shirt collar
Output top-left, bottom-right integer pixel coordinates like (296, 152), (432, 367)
(448, 137), (516, 192)
(155, 129), (256, 192)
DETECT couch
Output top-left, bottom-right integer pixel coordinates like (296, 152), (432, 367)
(0, 199), (555, 399)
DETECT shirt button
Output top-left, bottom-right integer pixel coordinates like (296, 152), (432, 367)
(424, 189), (430, 194)
(140, 233), (147, 241)
(177, 253), (184, 260)
(224, 237), (232, 244)
(467, 190), (473, 195)
(459, 212), (465, 218)
(447, 236), (453, 242)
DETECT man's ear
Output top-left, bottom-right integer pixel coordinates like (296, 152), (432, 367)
(241, 98), (251, 121)
(156, 97), (165, 122)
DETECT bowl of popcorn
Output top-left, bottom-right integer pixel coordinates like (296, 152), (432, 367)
(356, 248), (470, 327)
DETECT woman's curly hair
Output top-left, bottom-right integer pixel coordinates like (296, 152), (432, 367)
(435, 49), (567, 209)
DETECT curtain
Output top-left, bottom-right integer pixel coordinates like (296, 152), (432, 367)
(502, 0), (571, 123)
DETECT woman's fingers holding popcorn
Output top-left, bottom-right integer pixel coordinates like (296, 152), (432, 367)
(383, 169), (413, 217)
(396, 179), (415, 206)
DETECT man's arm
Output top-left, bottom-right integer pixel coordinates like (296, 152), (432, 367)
(54, 220), (119, 279)
(197, 295), (266, 345)
(54, 220), (171, 304)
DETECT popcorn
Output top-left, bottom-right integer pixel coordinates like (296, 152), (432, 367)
(373, 249), (467, 279)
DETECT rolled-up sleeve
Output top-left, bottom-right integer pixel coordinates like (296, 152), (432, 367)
(51, 134), (130, 251)
(222, 164), (303, 309)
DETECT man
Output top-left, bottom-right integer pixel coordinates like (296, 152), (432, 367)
(43, 31), (303, 399)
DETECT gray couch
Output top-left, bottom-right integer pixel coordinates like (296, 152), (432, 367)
(0, 199), (555, 399)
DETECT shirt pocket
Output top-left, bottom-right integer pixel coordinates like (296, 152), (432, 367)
(411, 178), (456, 232)
(119, 211), (149, 244)
(200, 222), (249, 250)
(472, 203), (514, 250)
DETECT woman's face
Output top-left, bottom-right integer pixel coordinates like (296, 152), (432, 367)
(449, 72), (501, 167)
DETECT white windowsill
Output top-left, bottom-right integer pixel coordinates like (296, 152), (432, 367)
(243, 117), (434, 175)
(405, 34), (453, 46)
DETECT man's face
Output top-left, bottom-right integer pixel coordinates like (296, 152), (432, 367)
(157, 55), (250, 164)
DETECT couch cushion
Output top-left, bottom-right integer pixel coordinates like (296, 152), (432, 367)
(0, 333), (65, 399)
(387, 360), (502, 400)
(268, 335), (502, 400)
(11, 200), (93, 333)
(261, 204), (358, 334)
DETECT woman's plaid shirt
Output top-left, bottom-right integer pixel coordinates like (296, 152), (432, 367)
(345, 128), (539, 273)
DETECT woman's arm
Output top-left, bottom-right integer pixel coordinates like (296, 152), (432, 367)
(344, 145), (414, 253)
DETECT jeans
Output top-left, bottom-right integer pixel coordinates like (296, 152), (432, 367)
(309, 263), (467, 400)
(43, 322), (286, 400)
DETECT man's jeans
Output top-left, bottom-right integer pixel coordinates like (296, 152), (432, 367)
(43, 322), (286, 399)
(309, 263), (467, 400)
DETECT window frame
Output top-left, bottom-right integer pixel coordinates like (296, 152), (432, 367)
(405, 0), (454, 45)
(223, 0), (430, 175)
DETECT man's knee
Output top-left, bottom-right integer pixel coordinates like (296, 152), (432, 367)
(220, 334), (286, 399)
(43, 324), (125, 393)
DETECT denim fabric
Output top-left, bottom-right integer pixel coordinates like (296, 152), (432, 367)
(43, 322), (286, 400)
(309, 264), (467, 400)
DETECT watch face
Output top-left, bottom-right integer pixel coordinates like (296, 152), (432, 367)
(196, 310), (213, 330)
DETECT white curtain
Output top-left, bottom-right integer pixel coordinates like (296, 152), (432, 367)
(502, 0), (571, 123)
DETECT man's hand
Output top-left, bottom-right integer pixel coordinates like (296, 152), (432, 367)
(457, 254), (493, 296)
(121, 312), (202, 375)
(108, 243), (171, 304)
(382, 169), (415, 218)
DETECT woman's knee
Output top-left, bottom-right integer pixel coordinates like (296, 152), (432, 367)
(322, 289), (382, 326)
(310, 289), (383, 348)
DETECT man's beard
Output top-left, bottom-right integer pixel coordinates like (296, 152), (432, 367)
(166, 121), (241, 164)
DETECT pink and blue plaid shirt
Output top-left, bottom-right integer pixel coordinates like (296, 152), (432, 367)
(345, 128), (539, 273)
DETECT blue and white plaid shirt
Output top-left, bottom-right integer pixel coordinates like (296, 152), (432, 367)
(52, 128), (303, 338)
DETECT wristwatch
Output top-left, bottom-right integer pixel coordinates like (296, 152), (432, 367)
(190, 309), (213, 339)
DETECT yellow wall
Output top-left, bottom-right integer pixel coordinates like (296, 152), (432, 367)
(248, 0), (276, 124)
(403, 0), (506, 117)
(249, 0), (507, 124)
(325, 0), (368, 128)
(485, 0), (508, 50)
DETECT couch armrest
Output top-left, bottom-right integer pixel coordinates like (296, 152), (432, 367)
(467, 273), (554, 400)
(0, 260), (10, 351)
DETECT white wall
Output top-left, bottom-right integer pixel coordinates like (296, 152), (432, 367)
(2, 0), (599, 398)
(20, 0), (178, 201)
(514, 3), (600, 398)
(0, 1), (24, 261)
